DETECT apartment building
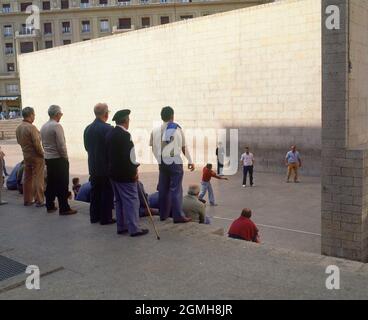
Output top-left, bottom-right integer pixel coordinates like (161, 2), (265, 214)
(0, 0), (271, 111)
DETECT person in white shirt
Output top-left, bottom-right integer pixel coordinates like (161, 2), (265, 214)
(240, 147), (255, 187)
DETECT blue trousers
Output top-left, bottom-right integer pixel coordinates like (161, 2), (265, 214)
(111, 180), (141, 234)
(158, 163), (185, 220)
(199, 181), (215, 205)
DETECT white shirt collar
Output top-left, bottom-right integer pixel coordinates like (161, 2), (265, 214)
(117, 125), (128, 132)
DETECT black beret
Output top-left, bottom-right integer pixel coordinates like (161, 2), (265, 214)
(112, 109), (131, 122)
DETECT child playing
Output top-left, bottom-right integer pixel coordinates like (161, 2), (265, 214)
(198, 163), (228, 206)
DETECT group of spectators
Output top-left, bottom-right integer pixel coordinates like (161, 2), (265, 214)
(0, 102), (305, 243)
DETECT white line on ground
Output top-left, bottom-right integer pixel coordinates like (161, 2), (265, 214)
(211, 216), (321, 236)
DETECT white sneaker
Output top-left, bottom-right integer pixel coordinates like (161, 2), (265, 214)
(242, 185), (246, 188)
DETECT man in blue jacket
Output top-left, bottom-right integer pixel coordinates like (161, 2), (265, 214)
(84, 103), (115, 225)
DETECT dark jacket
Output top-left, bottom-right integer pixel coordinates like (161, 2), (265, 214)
(107, 126), (139, 183)
(84, 119), (113, 177)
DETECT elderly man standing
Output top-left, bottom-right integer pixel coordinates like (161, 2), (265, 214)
(15, 107), (45, 207)
(107, 109), (148, 237)
(84, 103), (115, 225)
(40, 105), (77, 215)
(150, 106), (194, 223)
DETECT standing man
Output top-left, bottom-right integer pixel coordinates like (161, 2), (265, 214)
(216, 142), (225, 176)
(84, 103), (115, 225)
(150, 106), (194, 223)
(15, 107), (45, 207)
(0, 147), (7, 205)
(107, 109), (148, 237)
(285, 145), (302, 183)
(40, 105), (77, 215)
(240, 147), (255, 187)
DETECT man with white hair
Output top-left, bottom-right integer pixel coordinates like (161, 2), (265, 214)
(40, 105), (77, 215)
(182, 184), (210, 224)
(84, 103), (115, 225)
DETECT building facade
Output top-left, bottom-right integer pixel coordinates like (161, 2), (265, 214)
(0, 0), (270, 112)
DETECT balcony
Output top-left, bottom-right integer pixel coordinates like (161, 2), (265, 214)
(0, 72), (18, 80)
(62, 27), (71, 34)
(80, 3), (91, 8)
(82, 27), (91, 33)
(117, 0), (131, 6)
(2, 7), (12, 13)
(15, 28), (41, 38)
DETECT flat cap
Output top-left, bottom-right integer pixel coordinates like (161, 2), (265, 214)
(112, 109), (130, 122)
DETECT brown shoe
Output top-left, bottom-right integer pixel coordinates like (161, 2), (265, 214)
(173, 216), (192, 223)
(59, 209), (78, 216)
(24, 202), (35, 206)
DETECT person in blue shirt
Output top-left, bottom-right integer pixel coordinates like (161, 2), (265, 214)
(285, 145), (302, 183)
(75, 182), (92, 203)
(6, 161), (22, 190)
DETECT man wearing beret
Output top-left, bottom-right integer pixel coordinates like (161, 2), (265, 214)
(84, 103), (115, 225)
(106, 109), (149, 237)
(150, 106), (194, 223)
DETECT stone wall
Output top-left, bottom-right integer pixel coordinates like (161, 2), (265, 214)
(18, 0), (322, 174)
(321, 0), (368, 262)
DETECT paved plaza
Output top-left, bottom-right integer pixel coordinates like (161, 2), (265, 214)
(1, 139), (368, 299)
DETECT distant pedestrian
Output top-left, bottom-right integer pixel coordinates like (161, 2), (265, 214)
(83, 103), (115, 225)
(240, 147), (255, 187)
(0, 148), (7, 205)
(228, 208), (260, 243)
(285, 145), (302, 183)
(107, 109), (148, 237)
(216, 142), (225, 175)
(40, 105), (77, 215)
(198, 163), (228, 206)
(15, 107), (45, 207)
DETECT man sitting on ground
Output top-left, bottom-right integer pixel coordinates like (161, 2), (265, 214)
(228, 208), (260, 243)
(183, 184), (210, 224)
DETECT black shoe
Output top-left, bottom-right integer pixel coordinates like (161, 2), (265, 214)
(100, 218), (116, 225)
(47, 207), (58, 213)
(91, 220), (100, 224)
(117, 230), (128, 235)
(130, 229), (149, 237)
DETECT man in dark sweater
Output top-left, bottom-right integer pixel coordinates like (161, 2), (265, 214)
(84, 103), (115, 225)
(106, 109), (148, 237)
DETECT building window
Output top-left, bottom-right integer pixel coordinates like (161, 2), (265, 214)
(3, 25), (13, 37)
(81, 21), (91, 33)
(45, 40), (53, 49)
(140, 0), (150, 3)
(7, 63), (15, 72)
(160, 0), (170, 3)
(61, 0), (69, 9)
(100, 19), (109, 32)
(42, 1), (51, 10)
(141, 17), (150, 28)
(160, 16), (169, 24)
(63, 39), (71, 45)
(20, 2), (32, 12)
(99, 0), (108, 5)
(6, 84), (19, 94)
(180, 15), (193, 20)
(2, 4), (11, 13)
(118, 18), (131, 29)
(5, 43), (14, 55)
(44, 23), (52, 35)
(80, 0), (90, 8)
(118, 0), (131, 5)
(62, 22), (71, 33)
(20, 24), (34, 35)
(20, 42), (34, 53)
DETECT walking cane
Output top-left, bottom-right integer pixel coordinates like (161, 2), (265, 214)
(138, 185), (160, 240)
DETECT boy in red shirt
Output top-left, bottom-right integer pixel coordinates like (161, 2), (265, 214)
(228, 208), (260, 243)
(198, 163), (228, 206)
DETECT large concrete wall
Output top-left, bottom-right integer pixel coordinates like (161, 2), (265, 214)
(18, 0), (322, 174)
